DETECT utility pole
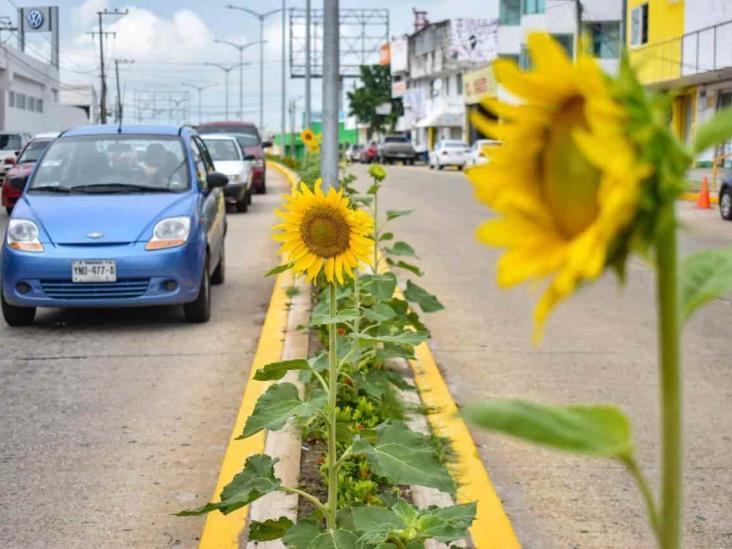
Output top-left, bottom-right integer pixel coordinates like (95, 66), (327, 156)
(214, 39), (264, 120)
(281, 0), (286, 161)
(114, 59), (134, 124)
(205, 63), (242, 121)
(88, 8), (128, 124)
(289, 98), (296, 157)
(183, 82), (217, 124)
(225, 5), (284, 135)
(321, 0), (339, 190)
(305, 0), (311, 128)
(575, 0), (583, 60)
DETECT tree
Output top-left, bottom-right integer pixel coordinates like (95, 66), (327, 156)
(347, 64), (403, 138)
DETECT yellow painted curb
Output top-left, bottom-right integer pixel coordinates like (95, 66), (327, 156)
(198, 272), (288, 549)
(267, 159), (298, 190)
(680, 191), (718, 205)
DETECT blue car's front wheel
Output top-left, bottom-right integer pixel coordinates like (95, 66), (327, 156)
(183, 257), (211, 323)
(2, 292), (36, 326)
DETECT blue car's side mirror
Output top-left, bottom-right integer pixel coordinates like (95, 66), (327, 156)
(206, 172), (228, 189)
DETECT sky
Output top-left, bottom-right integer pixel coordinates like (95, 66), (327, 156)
(4, 0), (499, 133)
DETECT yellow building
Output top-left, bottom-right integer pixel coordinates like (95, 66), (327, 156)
(627, 0), (732, 165)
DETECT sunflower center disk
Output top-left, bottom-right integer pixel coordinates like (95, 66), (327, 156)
(541, 97), (602, 238)
(300, 207), (351, 258)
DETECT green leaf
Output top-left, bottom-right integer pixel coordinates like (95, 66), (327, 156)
(310, 529), (360, 549)
(378, 232), (394, 242)
(249, 517), (294, 541)
(241, 383), (327, 438)
(363, 302), (396, 322)
(680, 248), (732, 322)
(351, 506), (403, 544)
(385, 241), (417, 258)
(176, 454), (281, 516)
(367, 183), (381, 194)
(266, 263), (292, 276)
(310, 308), (359, 326)
(356, 422), (455, 493)
(386, 258), (423, 276)
(403, 280), (444, 313)
(461, 400), (634, 459)
(694, 107), (732, 153)
(419, 502), (476, 543)
(362, 273), (397, 300)
(254, 359), (309, 381)
(352, 330), (429, 347)
(386, 209), (414, 221)
(283, 518), (321, 549)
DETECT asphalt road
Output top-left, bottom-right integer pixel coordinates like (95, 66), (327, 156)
(355, 164), (732, 548)
(0, 171), (285, 548)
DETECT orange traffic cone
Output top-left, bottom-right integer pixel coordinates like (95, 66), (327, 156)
(696, 176), (711, 209)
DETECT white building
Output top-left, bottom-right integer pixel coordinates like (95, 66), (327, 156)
(0, 44), (89, 134)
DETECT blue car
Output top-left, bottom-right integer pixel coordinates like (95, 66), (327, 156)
(1, 125), (228, 326)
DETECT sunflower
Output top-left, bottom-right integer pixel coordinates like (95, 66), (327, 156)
(466, 33), (652, 340)
(274, 180), (374, 284)
(300, 128), (315, 145)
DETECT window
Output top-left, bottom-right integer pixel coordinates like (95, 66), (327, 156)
(202, 138), (242, 161)
(28, 97), (35, 112)
(499, 53), (520, 64)
(456, 73), (463, 95)
(8, 91), (14, 107)
(16, 93), (25, 110)
(499, 0), (521, 25)
(443, 76), (450, 96)
(631, 4), (649, 46)
(522, 0), (545, 15)
(36, 98), (43, 113)
(590, 22), (620, 59)
(552, 34), (574, 59)
(519, 44), (532, 70)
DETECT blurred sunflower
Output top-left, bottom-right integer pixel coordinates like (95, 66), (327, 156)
(466, 33), (652, 339)
(301, 128), (315, 145)
(274, 180), (373, 284)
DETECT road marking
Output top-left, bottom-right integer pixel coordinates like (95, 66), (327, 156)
(680, 191), (719, 205)
(198, 271), (289, 549)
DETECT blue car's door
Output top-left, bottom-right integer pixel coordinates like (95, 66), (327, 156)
(190, 136), (225, 268)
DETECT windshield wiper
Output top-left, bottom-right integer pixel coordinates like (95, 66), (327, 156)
(69, 183), (173, 194)
(29, 185), (71, 193)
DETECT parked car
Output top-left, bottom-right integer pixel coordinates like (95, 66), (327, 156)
(1, 132), (32, 173)
(345, 144), (363, 162)
(1, 125), (228, 326)
(2, 132), (58, 215)
(378, 134), (417, 164)
(466, 139), (502, 167)
(719, 173), (732, 220)
(429, 140), (470, 170)
(360, 142), (379, 164)
(195, 122), (269, 194)
(201, 134), (252, 213)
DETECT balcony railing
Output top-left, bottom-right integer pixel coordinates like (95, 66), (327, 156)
(630, 19), (732, 85)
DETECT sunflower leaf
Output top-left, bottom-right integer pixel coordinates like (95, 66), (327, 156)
(693, 107), (732, 153)
(253, 359), (310, 381)
(282, 518), (322, 549)
(386, 258), (423, 276)
(176, 454), (281, 516)
(241, 383), (327, 438)
(680, 247), (732, 322)
(309, 529), (360, 549)
(265, 263), (292, 277)
(249, 517), (294, 541)
(461, 400), (634, 459)
(379, 232), (394, 241)
(362, 273), (397, 300)
(386, 209), (414, 222)
(351, 330), (429, 346)
(385, 241), (418, 258)
(363, 302), (397, 322)
(403, 280), (444, 313)
(310, 308), (359, 326)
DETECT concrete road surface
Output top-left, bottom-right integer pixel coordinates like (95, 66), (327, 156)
(0, 172), (285, 548)
(356, 164), (732, 548)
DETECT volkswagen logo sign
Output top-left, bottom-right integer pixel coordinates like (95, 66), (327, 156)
(26, 9), (45, 30)
(87, 232), (104, 240)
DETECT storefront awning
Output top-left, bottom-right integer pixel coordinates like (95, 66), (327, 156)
(416, 112), (463, 128)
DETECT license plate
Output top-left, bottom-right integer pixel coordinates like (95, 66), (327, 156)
(72, 260), (117, 283)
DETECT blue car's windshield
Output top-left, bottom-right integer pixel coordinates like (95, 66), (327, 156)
(29, 135), (190, 193)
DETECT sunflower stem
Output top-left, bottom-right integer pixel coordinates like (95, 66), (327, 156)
(354, 268), (361, 334)
(326, 282), (339, 530)
(655, 209), (682, 549)
(373, 182), (379, 271)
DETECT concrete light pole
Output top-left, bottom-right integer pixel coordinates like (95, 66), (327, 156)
(214, 39), (265, 120)
(183, 82), (217, 124)
(225, 4), (285, 138)
(305, 0), (311, 128)
(321, 0), (339, 189)
(205, 63), (242, 121)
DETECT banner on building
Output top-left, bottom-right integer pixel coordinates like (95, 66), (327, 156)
(449, 18), (498, 63)
(391, 80), (407, 98)
(21, 6), (52, 32)
(463, 65), (497, 105)
(379, 43), (391, 65)
(390, 37), (408, 73)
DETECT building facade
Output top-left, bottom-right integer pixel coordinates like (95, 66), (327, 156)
(628, 0), (732, 165)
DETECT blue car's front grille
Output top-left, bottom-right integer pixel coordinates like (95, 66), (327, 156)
(40, 279), (151, 300)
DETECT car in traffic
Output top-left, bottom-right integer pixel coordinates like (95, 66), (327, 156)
(378, 134), (417, 165)
(345, 144), (363, 163)
(429, 140), (470, 170)
(2, 132), (59, 214)
(466, 139), (502, 167)
(201, 134), (252, 213)
(1, 124), (228, 326)
(1, 132), (32, 173)
(195, 122), (269, 194)
(719, 173), (732, 220)
(360, 141), (379, 164)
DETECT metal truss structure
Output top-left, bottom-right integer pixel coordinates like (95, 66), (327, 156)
(289, 8), (389, 79)
(132, 90), (191, 125)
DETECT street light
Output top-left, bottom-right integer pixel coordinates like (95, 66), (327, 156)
(205, 62), (248, 121)
(225, 3), (286, 151)
(182, 82), (217, 124)
(213, 38), (266, 120)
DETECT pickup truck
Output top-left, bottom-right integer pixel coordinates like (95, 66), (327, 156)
(378, 135), (418, 165)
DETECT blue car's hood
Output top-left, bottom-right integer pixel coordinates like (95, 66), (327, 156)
(20, 192), (195, 245)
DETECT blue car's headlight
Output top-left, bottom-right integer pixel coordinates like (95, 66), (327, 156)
(7, 219), (43, 252)
(146, 216), (191, 251)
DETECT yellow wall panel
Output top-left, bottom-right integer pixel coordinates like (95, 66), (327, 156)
(627, 0), (685, 85)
